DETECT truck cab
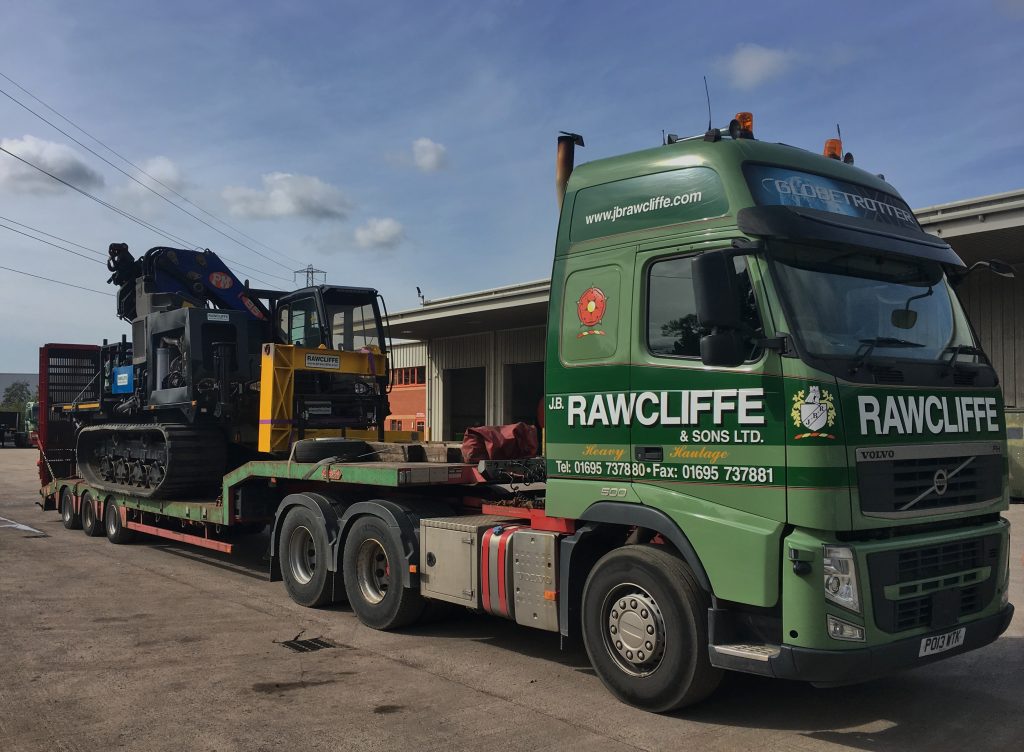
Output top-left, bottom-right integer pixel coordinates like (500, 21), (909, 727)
(544, 118), (1013, 706)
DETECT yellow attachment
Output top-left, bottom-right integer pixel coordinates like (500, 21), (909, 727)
(257, 343), (388, 453)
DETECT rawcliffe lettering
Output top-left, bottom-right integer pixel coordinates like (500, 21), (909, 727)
(858, 395), (999, 436)
(567, 389), (765, 427)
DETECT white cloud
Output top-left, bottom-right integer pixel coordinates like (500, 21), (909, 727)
(126, 156), (185, 195)
(0, 134), (104, 194)
(355, 217), (404, 249)
(721, 44), (798, 90)
(412, 137), (447, 171)
(222, 172), (351, 219)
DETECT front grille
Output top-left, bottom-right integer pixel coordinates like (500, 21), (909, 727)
(867, 534), (1000, 633)
(857, 447), (1003, 516)
(897, 537), (992, 581)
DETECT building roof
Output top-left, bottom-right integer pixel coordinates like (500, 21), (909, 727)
(917, 188), (1024, 263)
(388, 279), (549, 340)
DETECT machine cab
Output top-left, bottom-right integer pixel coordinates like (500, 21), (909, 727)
(274, 285), (386, 355)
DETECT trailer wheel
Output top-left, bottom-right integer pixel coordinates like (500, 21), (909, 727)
(60, 487), (81, 530)
(581, 545), (722, 713)
(105, 499), (135, 544)
(343, 515), (425, 630)
(279, 507), (334, 607)
(80, 491), (104, 537)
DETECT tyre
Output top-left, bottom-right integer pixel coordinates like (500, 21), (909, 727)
(291, 438), (373, 464)
(60, 486), (81, 530)
(105, 498), (135, 544)
(80, 491), (105, 537)
(279, 506), (334, 607)
(343, 515), (425, 630)
(581, 545), (722, 713)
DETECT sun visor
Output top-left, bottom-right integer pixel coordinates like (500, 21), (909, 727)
(737, 205), (965, 267)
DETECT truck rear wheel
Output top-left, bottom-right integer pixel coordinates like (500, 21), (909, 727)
(80, 491), (104, 537)
(343, 515), (425, 630)
(581, 545), (722, 713)
(279, 507), (334, 607)
(105, 499), (135, 544)
(60, 487), (81, 530)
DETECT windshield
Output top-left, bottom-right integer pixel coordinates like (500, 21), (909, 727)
(770, 243), (975, 363)
(325, 293), (382, 352)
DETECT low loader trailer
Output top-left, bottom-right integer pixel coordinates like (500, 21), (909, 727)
(38, 113), (1014, 712)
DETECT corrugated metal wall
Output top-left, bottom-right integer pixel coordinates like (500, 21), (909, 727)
(426, 326), (546, 438)
(389, 341), (427, 369)
(958, 273), (1023, 408)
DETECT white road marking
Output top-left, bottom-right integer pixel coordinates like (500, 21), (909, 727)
(0, 515), (45, 534)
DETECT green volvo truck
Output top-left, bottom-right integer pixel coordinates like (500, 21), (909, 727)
(40, 114), (1013, 713)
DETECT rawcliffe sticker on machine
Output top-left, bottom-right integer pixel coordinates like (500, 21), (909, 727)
(305, 353), (341, 370)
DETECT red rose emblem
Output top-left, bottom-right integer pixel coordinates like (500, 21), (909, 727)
(577, 287), (607, 327)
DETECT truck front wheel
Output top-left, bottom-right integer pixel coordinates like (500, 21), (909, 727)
(581, 545), (722, 713)
(342, 516), (425, 630)
(279, 507), (334, 607)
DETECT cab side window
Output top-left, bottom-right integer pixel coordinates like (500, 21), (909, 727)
(647, 255), (762, 360)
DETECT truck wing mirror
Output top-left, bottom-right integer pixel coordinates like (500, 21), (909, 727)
(700, 330), (747, 368)
(693, 250), (743, 330)
(982, 259), (1015, 278)
(953, 259), (1016, 286)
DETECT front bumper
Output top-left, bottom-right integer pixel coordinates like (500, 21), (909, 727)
(768, 604), (1013, 685)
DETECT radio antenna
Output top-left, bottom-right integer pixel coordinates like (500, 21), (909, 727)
(837, 123), (842, 140)
(704, 76), (712, 131)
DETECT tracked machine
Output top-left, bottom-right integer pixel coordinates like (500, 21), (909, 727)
(65, 243), (391, 498)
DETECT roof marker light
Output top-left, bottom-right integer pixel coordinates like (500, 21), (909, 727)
(729, 112), (754, 140)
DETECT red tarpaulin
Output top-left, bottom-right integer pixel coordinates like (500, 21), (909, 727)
(462, 422), (539, 462)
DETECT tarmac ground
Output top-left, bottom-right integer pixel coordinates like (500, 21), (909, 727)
(1, 447), (1021, 752)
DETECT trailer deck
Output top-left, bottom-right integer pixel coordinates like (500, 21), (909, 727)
(40, 455), (551, 553)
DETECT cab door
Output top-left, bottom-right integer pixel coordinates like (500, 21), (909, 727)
(628, 245), (787, 522)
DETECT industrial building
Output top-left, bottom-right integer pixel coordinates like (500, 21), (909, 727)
(388, 189), (1024, 490)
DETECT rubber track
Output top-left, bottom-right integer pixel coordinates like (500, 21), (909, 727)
(77, 423), (226, 499)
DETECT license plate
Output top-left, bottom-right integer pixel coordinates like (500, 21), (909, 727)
(918, 627), (966, 657)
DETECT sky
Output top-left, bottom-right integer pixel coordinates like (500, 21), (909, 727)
(1, 0), (1022, 370)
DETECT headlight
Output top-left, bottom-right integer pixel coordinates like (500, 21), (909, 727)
(823, 545), (860, 613)
(353, 381), (371, 395)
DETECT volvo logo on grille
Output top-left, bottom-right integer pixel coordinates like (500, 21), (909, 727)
(933, 468), (949, 496)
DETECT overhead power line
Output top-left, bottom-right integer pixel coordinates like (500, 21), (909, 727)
(0, 220), (106, 265)
(0, 70), (303, 269)
(0, 264), (112, 295)
(0, 214), (106, 257)
(0, 145), (291, 286)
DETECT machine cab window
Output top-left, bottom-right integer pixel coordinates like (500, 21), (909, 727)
(277, 296), (323, 348)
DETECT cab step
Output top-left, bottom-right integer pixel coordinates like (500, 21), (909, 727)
(709, 643), (781, 676)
